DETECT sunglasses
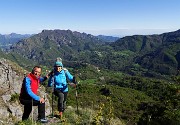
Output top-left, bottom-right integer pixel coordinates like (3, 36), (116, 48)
(54, 66), (62, 67)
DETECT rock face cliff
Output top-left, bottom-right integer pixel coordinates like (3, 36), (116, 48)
(0, 58), (51, 124)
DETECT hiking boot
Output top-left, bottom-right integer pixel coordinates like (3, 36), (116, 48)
(39, 118), (48, 123)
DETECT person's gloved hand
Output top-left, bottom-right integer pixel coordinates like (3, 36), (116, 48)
(63, 68), (68, 71)
(73, 76), (77, 84)
(47, 70), (54, 77)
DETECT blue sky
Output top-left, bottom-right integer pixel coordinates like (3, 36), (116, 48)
(0, 0), (180, 37)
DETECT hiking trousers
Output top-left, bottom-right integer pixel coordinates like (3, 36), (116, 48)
(20, 98), (45, 120)
(54, 89), (68, 112)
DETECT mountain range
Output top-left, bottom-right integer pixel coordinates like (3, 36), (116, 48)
(1, 29), (180, 79)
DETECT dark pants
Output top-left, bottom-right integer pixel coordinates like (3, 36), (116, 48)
(20, 98), (45, 120)
(54, 89), (68, 112)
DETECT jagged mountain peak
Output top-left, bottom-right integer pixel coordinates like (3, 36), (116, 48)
(35, 29), (102, 44)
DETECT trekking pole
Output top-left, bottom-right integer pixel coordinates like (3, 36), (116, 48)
(32, 99), (33, 124)
(51, 73), (55, 118)
(75, 81), (79, 115)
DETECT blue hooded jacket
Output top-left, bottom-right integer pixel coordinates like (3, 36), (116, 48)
(48, 62), (74, 92)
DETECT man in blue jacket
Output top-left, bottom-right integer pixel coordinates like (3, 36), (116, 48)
(48, 61), (76, 119)
(19, 66), (49, 123)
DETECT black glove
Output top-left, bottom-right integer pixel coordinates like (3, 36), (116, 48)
(48, 70), (54, 77)
(73, 76), (77, 84)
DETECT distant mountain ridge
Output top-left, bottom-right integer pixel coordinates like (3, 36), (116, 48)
(7, 29), (180, 78)
(96, 35), (119, 42)
(0, 33), (32, 49)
